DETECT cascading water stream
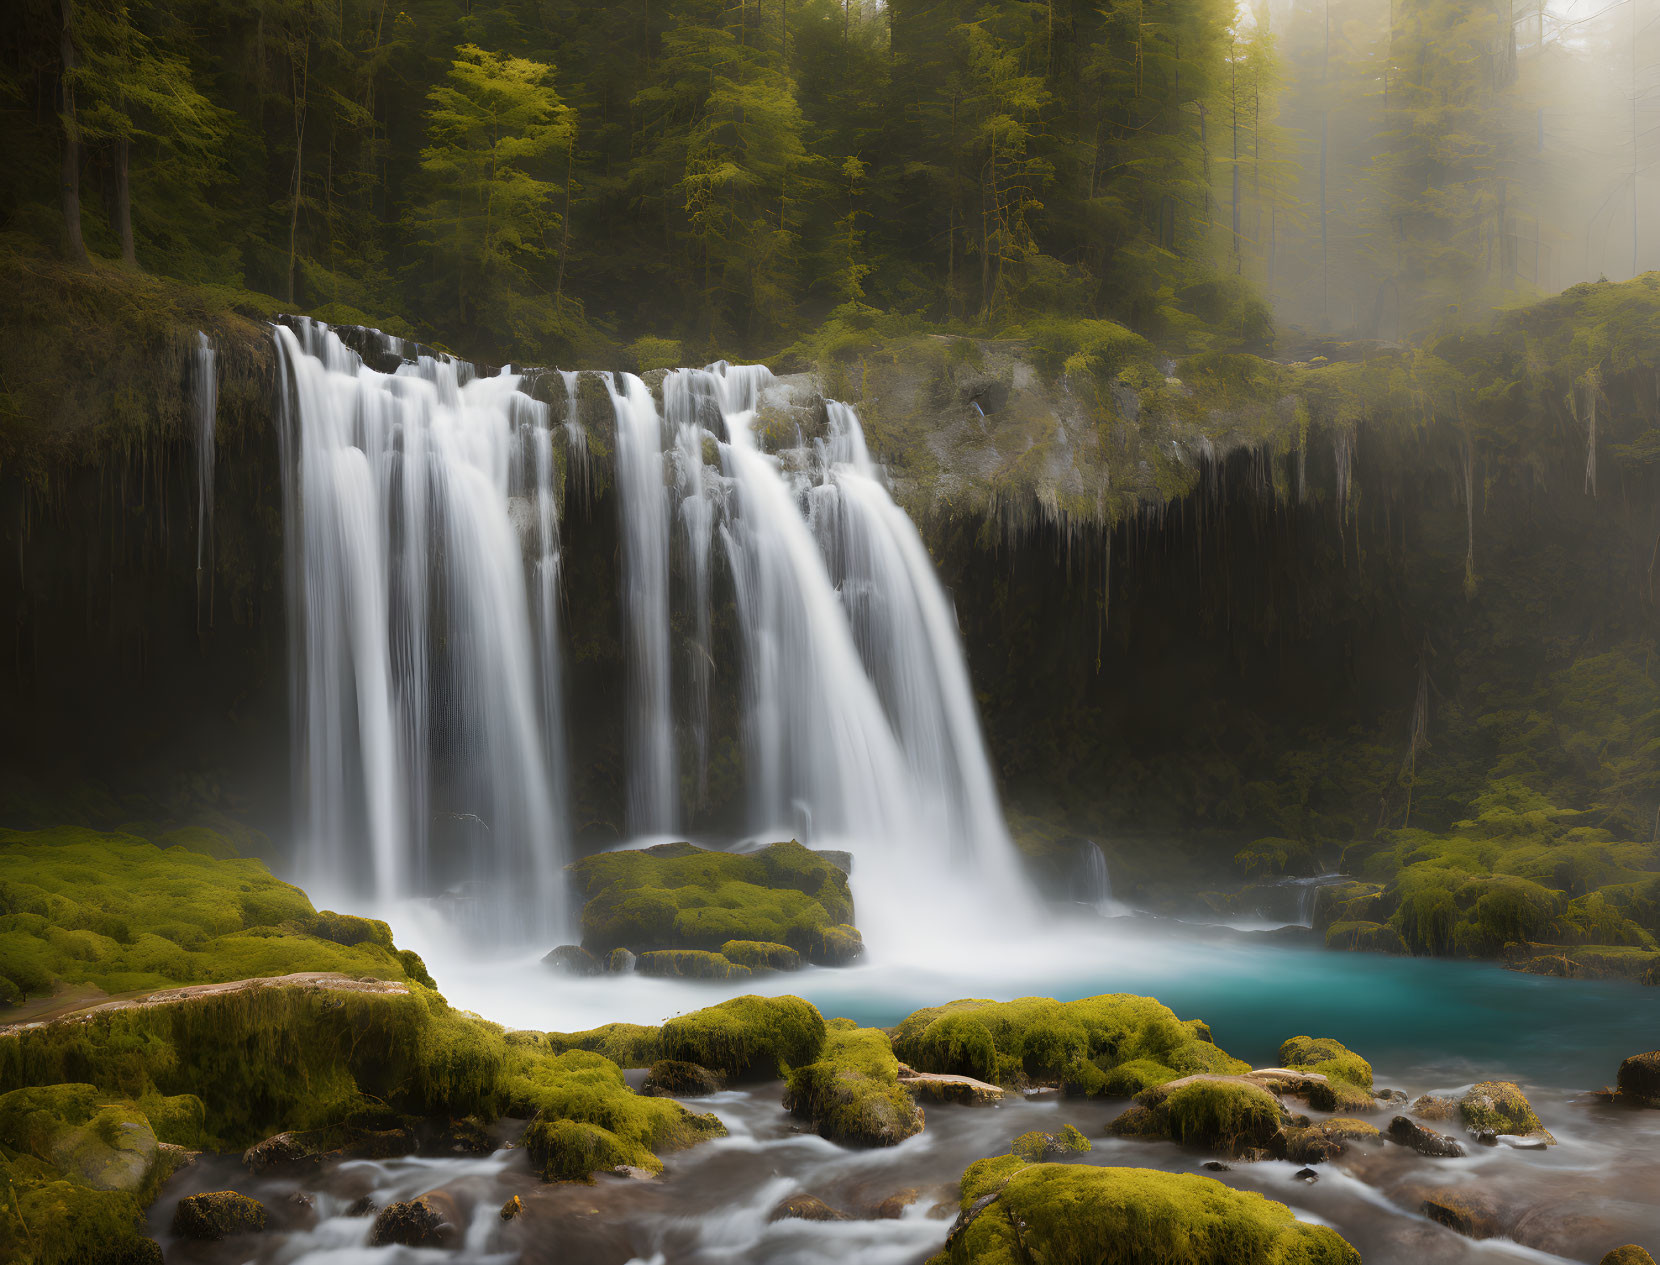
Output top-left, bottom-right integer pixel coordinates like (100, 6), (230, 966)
(608, 372), (678, 837)
(274, 319), (567, 938)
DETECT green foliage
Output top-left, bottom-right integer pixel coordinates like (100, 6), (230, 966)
(783, 1026), (921, 1147)
(1276, 1037), (1373, 1089)
(0, 827), (414, 998)
(659, 994), (827, 1080)
(893, 995), (1248, 1093)
(930, 1160), (1360, 1265)
(570, 841), (856, 963)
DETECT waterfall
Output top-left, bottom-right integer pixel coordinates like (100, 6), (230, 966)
(608, 372), (677, 836)
(273, 319), (567, 936)
(664, 372), (719, 809)
(192, 332), (217, 594)
(1072, 841), (1113, 909)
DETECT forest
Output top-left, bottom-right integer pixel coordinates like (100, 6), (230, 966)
(4, 0), (1643, 365)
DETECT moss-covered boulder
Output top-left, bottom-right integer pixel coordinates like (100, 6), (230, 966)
(719, 940), (802, 972)
(1600, 1248), (1657, 1265)
(893, 995), (1248, 1094)
(1617, 1051), (1660, 1106)
(0, 827), (422, 1000)
(0, 1086), (164, 1195)
(1109, 1077), (1287, 1158)
(639, 1059), (720, 1097)
(1277, 1037), (1373, 1089)
(928, 1157), (1360, 1265)
(368, 1191), (457, 1247)
(545, 1022), (665, 1067)
(635, 949), (751, 979)
(1459, 1081), (1553, 1142)
(170, 1190), (268, 1240)
(1012, 1124), (1091, 1162)
(784, 1026), (923, 1147)
(1280, 1117), (1381, 1164)
(543, 945), (601, 976)
(569, 840), (858, 964)
(660, 994), (827, 1079)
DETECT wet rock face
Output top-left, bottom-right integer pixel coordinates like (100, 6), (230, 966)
(1411, 1094), (1459, 1120)
(1385, 1115), (1466, 1158)
(369, 1190), (460, 1248)
(242, 1125), (417, 1172)
(1617, 1051), (1660, 1105)
(171, 1190), (269, 1240)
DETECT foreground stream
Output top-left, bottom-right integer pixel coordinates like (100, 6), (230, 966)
(148, 909), (1660, 1264)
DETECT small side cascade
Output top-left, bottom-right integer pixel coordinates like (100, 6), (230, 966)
(1072, 840), (1113, 908)
(192, 331), (217, 622)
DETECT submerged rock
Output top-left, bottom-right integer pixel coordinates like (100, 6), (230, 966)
(1616, 1051), (1660, 1106)
(1281, 1117), (1381, 1164)
(499, 1195), (523, 1221)
(867, 1188), (921, 1218)
(1385, 1115), (1466, 1157)
(369, 1190), (459, 1248)
(543, 944), (601, 976)
(243, 1124), (416, 1172)
(1420, 1188), (1503, 1239)
(171, 1190), (269, 1240)
(640, 1059), (724, 1097)
(770, 1193), (850, 1222)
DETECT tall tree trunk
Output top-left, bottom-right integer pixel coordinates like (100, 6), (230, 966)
(116, 138), (136, 267)
(59, 0), (87, 265)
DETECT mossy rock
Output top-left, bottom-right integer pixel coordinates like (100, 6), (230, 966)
(1307, 1081), (1380, 1115)
(368, 1191), (458, 1247)
(543, 945), (602, 976)
(1277, 1037), (1373, 1089)
(928, 1158), (1361, 1265)
(719, 940), (802, 972)
(0, 1085), (162, 1195)
(1160, 1079), (1286, 1156)
(784, 1027), (922, 1147)
(569, 841), (857, 960)
(523, 1117), (642, 1182)
(660, 995), (827, 1080)
(640, 1060), (723, 1098)
(1012, 1124), (1091, 1162)
(1459, 1081), (1552, 1141)
(0, 827), (417, 999)
(635, 949), (750, 980)
(1281, 1117), (1381, 1164)
(1600, 1248), (1657, 1265)
(170, 1190), (268, 1240)
(894, 995), (1247, 1093)
(805, 923), (865, 966)
(1617, 1051), (1660, 1105)
(546, 1022), (665, 1067)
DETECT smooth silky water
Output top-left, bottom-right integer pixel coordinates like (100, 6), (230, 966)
(188, 322), (1659, 1265)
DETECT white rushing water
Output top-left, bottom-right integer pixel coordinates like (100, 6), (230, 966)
(275, 324), (1035, 953)
(274, 319), (565, 936)
(192, 331), (217, 599)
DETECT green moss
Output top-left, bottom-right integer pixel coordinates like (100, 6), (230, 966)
(719, 940), (802, 972)
(1277, 1037), (1373, 1089)
(634, 950), (751, 980)
(0, 827), (414, 999)
(1098, 1058), (1180, 1096)
(1459, 1081), (1551, 1140)
(1160, 1080), (1286, 1156)
(893, 995), (1247, 1093)
(929, 1160), (1360, 1265)
(660, 995), (827, 1080)
(784, 1026), (921, 1147)
(1012, 1123), (1091, 1161)
(570, 841), (857, 963)
(0, 1151), (150, 1265)
(1325, 921), (1408, 954)
(1307, 1081), (1379, 1114)
(545, 1023), (665, 1068)
(523, 1118), (636, 1181)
